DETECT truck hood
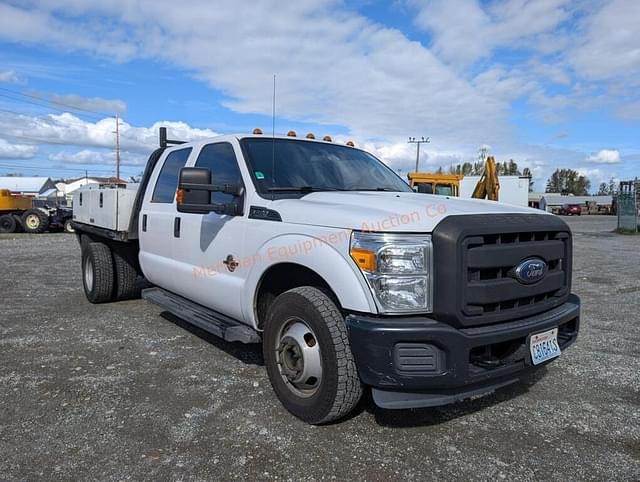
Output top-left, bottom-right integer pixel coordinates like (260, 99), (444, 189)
(271, 191), (545, 232)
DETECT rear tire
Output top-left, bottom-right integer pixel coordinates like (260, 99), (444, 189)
(112, 245), (141, 301)
(0, 214), (16, 233)
(263, 286), (363, 424)
(22, 209), (48, 233)
(82, 242), (114, 303)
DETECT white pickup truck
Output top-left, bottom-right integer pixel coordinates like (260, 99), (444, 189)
(72, 127), (580, 424)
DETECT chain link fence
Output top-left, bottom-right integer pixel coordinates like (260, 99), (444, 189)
(617, 180), (639, 232)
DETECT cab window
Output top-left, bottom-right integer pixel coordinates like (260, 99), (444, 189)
(151, 147), (192, 203)
(435, 184), (454, 196)
(195, 142), (243, 204)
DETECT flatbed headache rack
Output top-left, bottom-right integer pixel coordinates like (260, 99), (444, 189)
(159, 126), (186, 148)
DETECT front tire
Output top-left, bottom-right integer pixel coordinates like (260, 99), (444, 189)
(22, 209), (48, 233)
(263, 286), (363, 424)
(82, 242), (114, 303)
(64, 219), (75, 233)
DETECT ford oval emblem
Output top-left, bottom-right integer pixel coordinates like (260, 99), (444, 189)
(513, 258), (547, 284)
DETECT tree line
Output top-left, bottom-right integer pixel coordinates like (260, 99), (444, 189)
(438, 160), (604, 196)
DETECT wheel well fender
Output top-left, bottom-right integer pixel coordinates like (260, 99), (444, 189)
(243, 234), (376, 328)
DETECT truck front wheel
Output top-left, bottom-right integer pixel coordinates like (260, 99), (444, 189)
(263, 286), (363, 424)
(82, 242), (114, 303)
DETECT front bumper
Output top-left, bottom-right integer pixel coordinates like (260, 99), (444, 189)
(346, 294), (580, 409)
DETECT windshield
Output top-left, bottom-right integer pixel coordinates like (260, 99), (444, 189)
(240, 138), (411, 196)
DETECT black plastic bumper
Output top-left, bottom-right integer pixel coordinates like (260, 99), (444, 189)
(345, 294), (580, 409)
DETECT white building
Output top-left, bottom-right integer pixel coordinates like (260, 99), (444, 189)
(539, 195), (613, 213)
(0, 176), (57, 196)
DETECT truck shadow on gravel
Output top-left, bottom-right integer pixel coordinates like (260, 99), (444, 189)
(160, 312), (264, 366)
(161, 310), (547, 427)
(367, 368), (548, 428)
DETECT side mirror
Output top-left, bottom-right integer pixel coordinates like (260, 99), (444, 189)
(416, 184), (433, 194)
(176, 167), (244, 215)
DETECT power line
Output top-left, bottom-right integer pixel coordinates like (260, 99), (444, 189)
(0, 163), (135, 174)
(0, 86), (114, 118)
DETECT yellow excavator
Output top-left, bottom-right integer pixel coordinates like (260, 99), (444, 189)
(408, 156), (500, 201)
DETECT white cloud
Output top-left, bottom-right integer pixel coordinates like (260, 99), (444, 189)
(51, 94), (127, 115)
(615, 100), (640, 120)
(570, 0), (640, 81)
(0, 138), (38, 158)
(0, 111), (219, 153)
(575, 167), (614, 186)
(49, 149), (146, 166)
(408, 0), (573, 67)
(0, 70), (24, 84)
(587, 149), (621, 164)
(0, 0), (509, 148)
(49, 149), (113, 165)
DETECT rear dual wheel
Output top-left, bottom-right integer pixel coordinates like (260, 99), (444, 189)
(0, 214), (16, 233)
(263, 286), (363, 424)
(82, 242), (114, 303)
(82, 242), (141, 303)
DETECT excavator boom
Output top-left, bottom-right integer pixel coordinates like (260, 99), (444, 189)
(472, 156), (500, 201)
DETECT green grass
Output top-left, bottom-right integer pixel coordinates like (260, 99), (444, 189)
(615, 227), (640, 235)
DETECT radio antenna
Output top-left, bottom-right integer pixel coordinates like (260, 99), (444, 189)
(271, 74), (276, 201)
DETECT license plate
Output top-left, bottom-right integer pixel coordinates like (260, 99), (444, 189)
(529, 328), (561, 365)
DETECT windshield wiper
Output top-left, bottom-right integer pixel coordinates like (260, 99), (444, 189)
(352, 187), (399, 192)
(267, 186), (346, 192)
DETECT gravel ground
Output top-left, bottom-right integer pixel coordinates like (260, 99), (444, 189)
(0, 216), (638, 481)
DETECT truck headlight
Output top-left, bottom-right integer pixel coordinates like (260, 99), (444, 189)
(350, 232), (433, 313)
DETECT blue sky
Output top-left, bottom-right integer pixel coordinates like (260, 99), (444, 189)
(0, 0), (638, 191)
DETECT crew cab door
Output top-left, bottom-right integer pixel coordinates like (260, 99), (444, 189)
(171, 141), (248, 321)
(138, 146), (193, 287)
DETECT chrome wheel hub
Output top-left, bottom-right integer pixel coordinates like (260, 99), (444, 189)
(84, 257), (94, 292)
(275, 319), (322, 397)
(26, 214), (39, 229)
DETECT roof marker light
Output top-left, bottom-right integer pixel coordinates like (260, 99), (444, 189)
(306, 133), (315, 139)
(323, 135), (332, 142)
(287, 130), (297, 137)
(253, 128), (263, 135)
(346, 140), (355, 147)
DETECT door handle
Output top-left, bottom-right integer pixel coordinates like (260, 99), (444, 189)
(142, 214), (147, 232)
(174, 217), (181, 238)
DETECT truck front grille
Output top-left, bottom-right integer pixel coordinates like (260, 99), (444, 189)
(432, 214), (572, 327)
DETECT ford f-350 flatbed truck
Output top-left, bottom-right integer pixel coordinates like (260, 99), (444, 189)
(72, 127), (579, 424)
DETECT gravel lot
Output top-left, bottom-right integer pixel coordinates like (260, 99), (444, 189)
(0, 216), (638, 481)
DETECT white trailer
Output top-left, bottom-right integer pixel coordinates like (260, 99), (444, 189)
(459, 175), (529, 207)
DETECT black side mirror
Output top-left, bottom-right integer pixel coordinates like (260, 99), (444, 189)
(416, 184), (433, 194)
(177, 167), (244, 215)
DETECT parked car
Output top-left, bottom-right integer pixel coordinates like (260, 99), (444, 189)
(71, 127), (580, 424)
(559, 204), (582, 216)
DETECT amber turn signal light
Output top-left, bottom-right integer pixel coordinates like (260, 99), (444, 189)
(176, 188), (185, 205)
(350, 248), (376, 272)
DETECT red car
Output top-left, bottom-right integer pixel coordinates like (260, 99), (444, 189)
(559, 204), (582, 216)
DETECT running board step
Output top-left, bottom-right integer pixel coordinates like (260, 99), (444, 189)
(142, 288), (261, 344)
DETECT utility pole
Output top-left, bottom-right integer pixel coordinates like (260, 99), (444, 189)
(114, 115), (121, 181)
(478, 145), (489, 163)
(408, 136), (430, 172)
